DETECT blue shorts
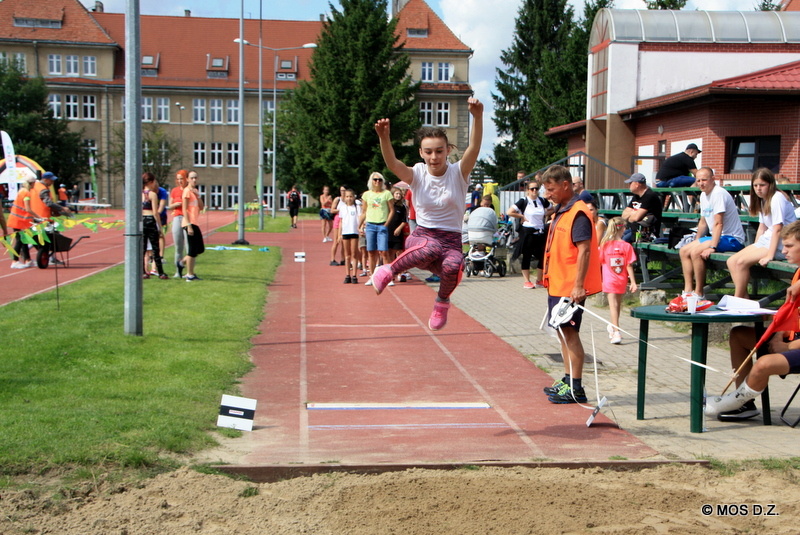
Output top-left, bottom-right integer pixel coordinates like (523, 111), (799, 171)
(699, 235), (744, 253)
(365, 222), (388, 252)
(779, 348), (800, 376)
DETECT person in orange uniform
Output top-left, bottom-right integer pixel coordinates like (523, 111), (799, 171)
(541, 165), (602, 404)
(7, 175), (38, 268)
(167, 170), (188, 277)
(30, 171), (71, 221)
(57, 183), (69, 207)
(181, 171), (205, 281)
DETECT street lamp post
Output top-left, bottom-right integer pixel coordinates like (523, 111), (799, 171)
(233, 38), (316, 227)
(233, 0), (248, 245)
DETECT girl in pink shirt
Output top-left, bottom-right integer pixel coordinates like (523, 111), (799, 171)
(599, 217), (638, 344)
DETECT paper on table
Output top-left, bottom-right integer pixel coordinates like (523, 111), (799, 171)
(717, 295), (777, 315)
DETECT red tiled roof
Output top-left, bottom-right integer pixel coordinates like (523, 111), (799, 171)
(419, 82), (473, 92)
(92, 13), (321, 90)
(0, 0), (115, 45)
(620, 59), (800, 116)
(545, 119), (587, 138)
(395, 0), (471, 51)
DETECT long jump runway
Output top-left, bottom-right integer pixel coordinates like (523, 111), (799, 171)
(230, 222), (658, 466)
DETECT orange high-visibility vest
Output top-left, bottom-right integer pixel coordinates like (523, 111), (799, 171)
(543, 199), (602, 297)
(7, 188), (35, 229)
(30, 181), (51, 220)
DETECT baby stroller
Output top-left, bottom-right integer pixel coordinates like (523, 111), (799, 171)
(464, 223), (510, 278)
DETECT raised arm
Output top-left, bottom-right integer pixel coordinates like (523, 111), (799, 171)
(459, 98), (484, 182)
(375, 118), (413, 184)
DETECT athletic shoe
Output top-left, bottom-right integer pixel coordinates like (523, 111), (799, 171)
(158, 274), (169, 280)
(143, 273), (150, 279)
(610, 331), (622, 344)
(425, 275), (441, 283)
(543, 378), (566, 396)
(364, 279), (373, 286)
(340, 260), (346, 266)
(185, 275), (201, 281)
(523, 281), (535, 289)
(344, 276), (352, 284)
(534, 282), (546, 289)
(329, 260), (339, 266)
(20, 261), (34, 268)
(149, 270), (158, 276)
(548, 384), (588, 404)
(51, 258), (65, 266)
(176, 260), (185, 279)
(351, 276), (359, 284)
(428, 301), (451, 331)
(371, 265), (393, 294)
(400, 273), (411, 282)
(359, 271), (368, 277)
(717, 399), (760, 422)
(9, 262), (20, 269)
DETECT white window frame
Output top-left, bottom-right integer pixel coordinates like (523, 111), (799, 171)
(437, 62), (454, 82)
(226, 99), (239, 124)
(436, 102), (450, 127)
(226, 185), (238, 209)
(193, 98), (206, 123)
(48, 94), (62, 118)
(156, 97), (170, 122)
(419, 101), (433, 126)
(420, 61), (433, 82)
(193, 142), (206, 166)
(227, 142), (239, 167)
(141, 96), (153, 122)
(159, 141), (170, 165)
(48, 54), (61, 74)
(64, 94), (79, 119)
(13, 52), (26, 73)
(209, 99), (223, 124)
(82, 95), (96, 119)
(210, 142), (223, 167)
(210, 184), (223, 209)
(83, 55), (97, 76)
(65, 55), (79, 76)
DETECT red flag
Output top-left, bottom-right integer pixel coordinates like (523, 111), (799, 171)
(756, 297), (800, 348)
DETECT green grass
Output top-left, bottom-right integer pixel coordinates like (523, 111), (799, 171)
(0, 243), (281, 477)
(215, 212), (317, 233)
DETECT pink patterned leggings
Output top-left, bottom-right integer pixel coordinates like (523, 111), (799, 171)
(387, 226), (464, 301)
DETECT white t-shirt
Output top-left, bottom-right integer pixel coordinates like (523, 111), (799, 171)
(510, 197), (546, 229)
(409, 161), (468, 233)
(759, 190), (796, 232)
(338, 201), (361, 235)
(700, 185), (745, 243)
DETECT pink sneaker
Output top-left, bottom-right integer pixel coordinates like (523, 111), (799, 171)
(371, 264), (394, 295)
(523, 281), (535, 289)
(428, 301), (451, 331)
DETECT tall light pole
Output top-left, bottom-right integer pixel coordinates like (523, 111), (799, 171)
(233, 0), (248, 245)
(234, 38), (316, 225)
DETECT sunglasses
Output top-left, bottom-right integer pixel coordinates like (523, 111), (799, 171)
(528, 187), (537, 191)
(372, 178), (383, 182)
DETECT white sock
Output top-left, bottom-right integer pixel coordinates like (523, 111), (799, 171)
(705, 380), (763, 416)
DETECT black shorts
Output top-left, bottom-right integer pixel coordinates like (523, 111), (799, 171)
(288, 205), (300, 217)
(780, 349), (800, 375)
(547, 295), (585, 331)
(342, 233), (358, 240)
(184, 224), (205, 257)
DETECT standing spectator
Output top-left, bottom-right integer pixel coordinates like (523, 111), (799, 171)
(338, 188), (361, 284)
(69, 184), (79, 204)
(470, 183), (483, 209)
(181, 171), (205, 281)
(621, 173), (662, 243)
(359, 172), (394, 285)
(57, 184), (69, 207)
(386, 186), (408, 284)
(329, 185), (347, 266)
(371, 97), (484, 330)
(571, 176), (594, 204)
(141, 173), (167, 279)
(7, 174), (38, 268)
(319, 185), (334, 242)
(656, 143), (701, 188)
(31, 171), (71, 221)
(541, 165), (602, 404)
(286, 184), (301, 228)
(677, 167), (745, 303)
(507, 179), (550, 289)
(599, 217), (638, 344)
(727, 168), (796, 298)
(153, 179), (169, 274)
(168, 170), (188, 278)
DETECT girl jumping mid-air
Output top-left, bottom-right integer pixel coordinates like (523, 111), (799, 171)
(371, 97), (483, 330)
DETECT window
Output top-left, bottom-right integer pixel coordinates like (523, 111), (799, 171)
(159, 141), (170, 165)
(13, 53), (26, 72)
(407, 28), (428, 38)
(210, 185), (222, 209)
(197, 184), (207, 205)
(48, 94), (62, 118)
(419, 101), (433, 126)
(83, 55), (96, 76)
(436, 102), (450, 126)
(48, 54), (62, 74)
(728, 136), (781, 173)
(226, 99), (239, 124)
(590, 44), (609, 119)
(210, 142), (223, 167)
(264, 147), (273, 170)
(420, 61), (433, 82)
(280, 60), (293, 69)
(193, 98), (206, 123)
(210, 99), (223, 123)
(658, 140), (667, 156)
(14, 18), (61, 29)
(227, 185), (238, 208)
(142, 142), (154, 166)
(156, 97), (170, 122)
(193, 142), (206, 166)
(65, 55), (79, 76)
(82, 95), (96, 119)
(65, 94), (79, 119)
(438, 62), (453, 82)
(141, 97), (153, 121)
(227, 142), (239, 167)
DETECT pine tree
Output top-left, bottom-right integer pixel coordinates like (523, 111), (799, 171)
(755, 0), (781, 10)
(280, 0), (419, 193)
(644, 0), (687, 9)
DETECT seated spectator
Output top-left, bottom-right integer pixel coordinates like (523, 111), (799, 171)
(706, 221), (800, 421)
(621, 173), (662, 243)
(727, 168), (796, 298)
(677, 167), (745, 302)
(586, 199), (606, 239)
(656, 143), (701, 188)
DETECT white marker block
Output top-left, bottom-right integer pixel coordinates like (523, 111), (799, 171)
(294, 252), (306, 262)
(217, 394), (257, 431)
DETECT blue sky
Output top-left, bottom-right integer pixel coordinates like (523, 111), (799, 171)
(80, 0), (766, 158)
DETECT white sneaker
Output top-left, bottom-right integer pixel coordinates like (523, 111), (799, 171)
(388, 281), (395, 287)
(10, 262), (20, 269)
(364, 279), (373, 286)
(610, 331), (622, 344)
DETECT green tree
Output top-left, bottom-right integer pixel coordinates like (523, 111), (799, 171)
(755, 0), (781, 10)
(0, 61), (88, 184)
(644, 0), (686, 8)
(280, 0), (419, 193)
(108, 123), (179, 186)
(491, 0), (582, 178)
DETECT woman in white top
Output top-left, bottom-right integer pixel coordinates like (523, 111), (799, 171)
(727, 167), (796, 298)
(507, 179), (551, 288)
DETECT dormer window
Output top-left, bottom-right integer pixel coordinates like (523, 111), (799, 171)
(141, 53), (160, 77)
(407, 28), (428, 38)
(14, 18), (62, 29)
(142, 55), (155, 66)
(206, 55), (229, 79)
(276, 55), (299, 79)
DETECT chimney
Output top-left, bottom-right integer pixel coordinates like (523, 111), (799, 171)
(185, 9), (191, 17)
(93, 1), (104, 12)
